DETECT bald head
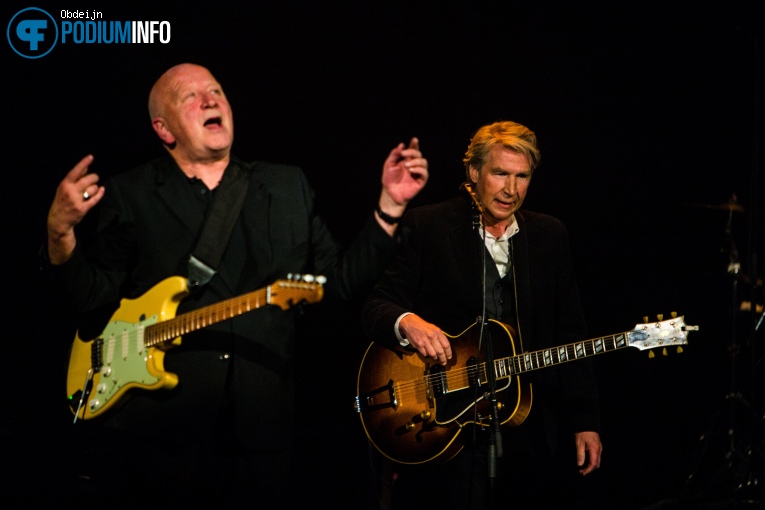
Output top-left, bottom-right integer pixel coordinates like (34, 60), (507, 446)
(149, 63), (210, 119)
(148, 63), (234, 166)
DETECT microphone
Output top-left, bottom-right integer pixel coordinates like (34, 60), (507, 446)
(460, 182), (483, 229)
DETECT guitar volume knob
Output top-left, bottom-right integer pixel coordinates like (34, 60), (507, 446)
(419, 410), (431, 420)
(405, 422), (415, 431)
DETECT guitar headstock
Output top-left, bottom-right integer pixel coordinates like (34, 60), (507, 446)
(269, 274), (326, 310)
(627, 313), (698, 355)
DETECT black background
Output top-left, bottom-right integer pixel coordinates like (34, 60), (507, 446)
(3, 1), (764, 508)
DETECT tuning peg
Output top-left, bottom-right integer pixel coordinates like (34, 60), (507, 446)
(662, 348), (667, 356)
(648, 351), (655, 358)
(671, 311), (677, 319)
(677, 346), (684, 354)
(302, 274), (315, 282)
(316, 275), (327, 285)
(643, 316), (649, 323)
(657, 314), (664, 321)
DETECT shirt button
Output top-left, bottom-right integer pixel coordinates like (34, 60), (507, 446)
(219, 353), (230, 361)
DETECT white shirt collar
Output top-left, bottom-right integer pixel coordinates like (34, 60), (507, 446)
(480, 214), (520, 241)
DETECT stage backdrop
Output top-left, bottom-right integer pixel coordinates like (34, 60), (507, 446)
(4, 1), (762, 508)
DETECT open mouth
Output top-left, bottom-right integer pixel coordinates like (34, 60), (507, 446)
(204, 117), (222, 128)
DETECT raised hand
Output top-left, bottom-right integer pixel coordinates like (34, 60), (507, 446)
(381, 137), (428, 205)
(47, 154), (105, 264)
(375, 138), (429, 234)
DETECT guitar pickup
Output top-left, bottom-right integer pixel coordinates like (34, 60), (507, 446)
(91, 337), (104, 372)
(429, 364), (447, 398)
(354, 380), (397, 412)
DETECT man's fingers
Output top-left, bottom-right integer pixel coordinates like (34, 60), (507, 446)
(83, 185), (106, 205)
(62, 154), (102, 203)
(416, 335), (448, 364)
(429, 338), (452, 365)
(64, 154), (95, 183)
(400, 149), (423, 161)
(404, 158), (429, 173)
(575, 432), (602, 476)
(77, 172), (101, 192)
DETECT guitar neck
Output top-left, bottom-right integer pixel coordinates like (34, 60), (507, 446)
(497, 331), (630, 377)
(143, 287), (270, 347)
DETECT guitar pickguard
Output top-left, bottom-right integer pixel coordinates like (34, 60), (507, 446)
(431, 360), (513, 426)
(68, 315), (179, 418)
(67, 276), (188, 421)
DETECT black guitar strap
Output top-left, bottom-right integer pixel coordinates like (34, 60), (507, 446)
(187, 160), (250, 290)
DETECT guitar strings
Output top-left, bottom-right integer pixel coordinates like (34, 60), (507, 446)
(385, 335), (629, 403)
(144, 287), (273, 345)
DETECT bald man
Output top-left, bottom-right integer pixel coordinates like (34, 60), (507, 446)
(46, 63), (428, 507)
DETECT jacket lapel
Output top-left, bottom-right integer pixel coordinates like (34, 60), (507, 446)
(511, 211), (532, 349)
(448, 198), (486, 311)
(238, 161), (274, 287)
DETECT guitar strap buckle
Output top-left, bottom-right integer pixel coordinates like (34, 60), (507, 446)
(187, 254), (217, 290)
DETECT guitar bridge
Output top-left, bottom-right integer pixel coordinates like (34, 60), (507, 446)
(354, 380), (397, 413)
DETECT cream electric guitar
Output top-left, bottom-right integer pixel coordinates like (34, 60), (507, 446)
(67, 274), (324, 421)
(355, 314), (698, 464)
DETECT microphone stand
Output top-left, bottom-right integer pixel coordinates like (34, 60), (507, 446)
(484, 317), (504, 487)
(461, 183), (504, 488)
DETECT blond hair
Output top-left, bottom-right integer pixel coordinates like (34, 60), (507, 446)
(463, 121), (541, 178)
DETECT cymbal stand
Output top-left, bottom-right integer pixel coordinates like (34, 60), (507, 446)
(682, 196), (763, 508)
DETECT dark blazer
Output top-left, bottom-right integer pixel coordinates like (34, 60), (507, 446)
(52, 155), (397, 449)
(362, 193), (600, 453)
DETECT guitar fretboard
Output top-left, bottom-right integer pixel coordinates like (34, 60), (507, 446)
(143, 287), (271, 347)
(495, 332), (629, 377)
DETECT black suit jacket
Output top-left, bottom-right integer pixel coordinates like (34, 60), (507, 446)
(362, 193), (600, 453)
(52, 155), (397, 449)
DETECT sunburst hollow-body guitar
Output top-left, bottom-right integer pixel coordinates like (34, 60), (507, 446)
(354, 315), (697, 464)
